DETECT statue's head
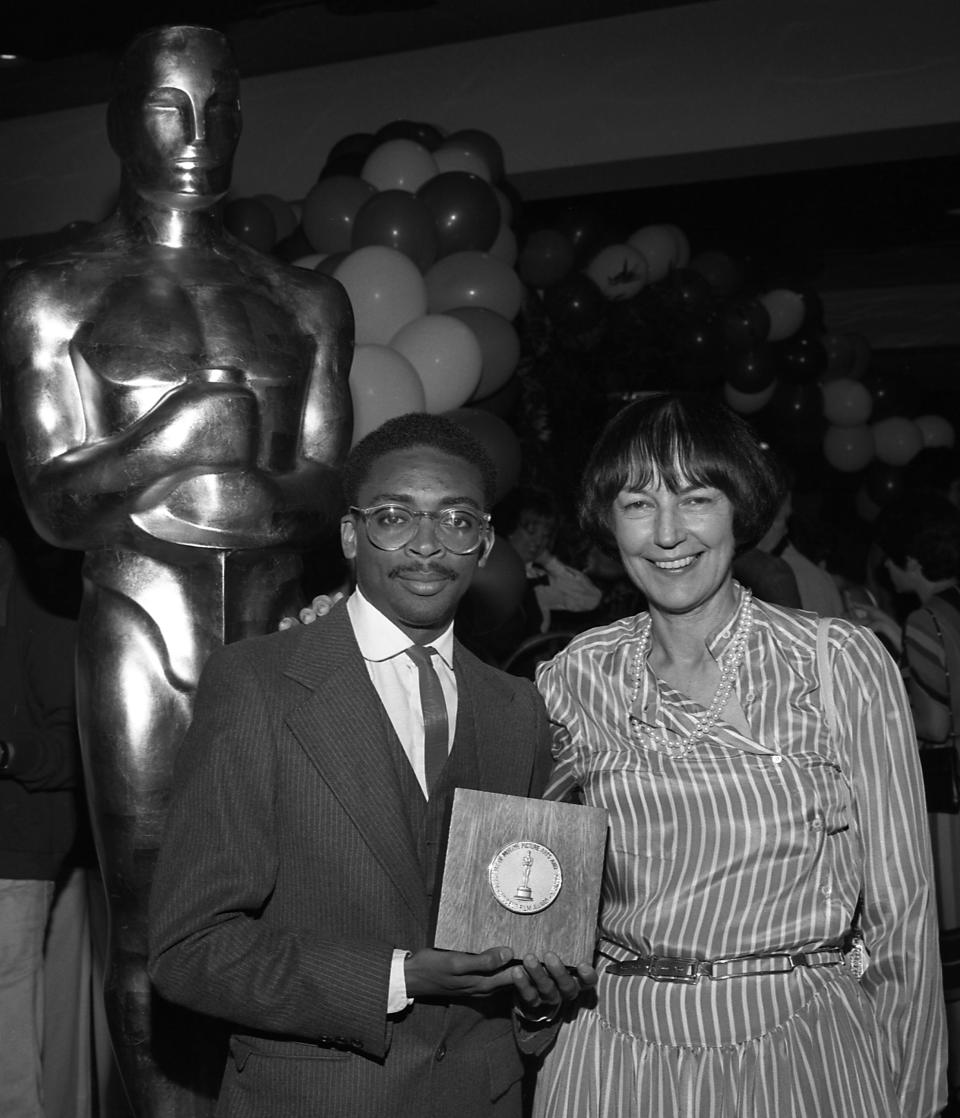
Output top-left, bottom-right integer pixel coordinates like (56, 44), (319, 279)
(108, 26), (241, 210)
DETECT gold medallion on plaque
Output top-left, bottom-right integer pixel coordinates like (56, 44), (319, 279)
(487, 840), (563, 914)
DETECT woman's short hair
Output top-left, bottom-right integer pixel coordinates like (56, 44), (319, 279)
(578, 392), (784, 551)
(341, 412), (497, 509)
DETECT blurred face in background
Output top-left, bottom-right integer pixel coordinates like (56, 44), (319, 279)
(508, 513), (557, 565)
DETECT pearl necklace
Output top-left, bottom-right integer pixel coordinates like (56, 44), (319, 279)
(628, 589), (754, 756)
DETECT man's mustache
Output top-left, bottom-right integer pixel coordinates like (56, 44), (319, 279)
(389, 564), (457, 581)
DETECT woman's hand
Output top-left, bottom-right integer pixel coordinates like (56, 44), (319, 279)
(849, 602), (902, 653)
(278, 592), (345, 630)
(511, 953), (597, 1026)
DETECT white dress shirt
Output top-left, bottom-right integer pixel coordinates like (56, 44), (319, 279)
(346, 589), (457, 1012)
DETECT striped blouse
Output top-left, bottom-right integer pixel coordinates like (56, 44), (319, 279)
(537, 593), (946, 1117)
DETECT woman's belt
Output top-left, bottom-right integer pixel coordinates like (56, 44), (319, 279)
(604, 948), (844, 984)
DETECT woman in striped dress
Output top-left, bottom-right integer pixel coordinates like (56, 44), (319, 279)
(532, 393), (946, 1118)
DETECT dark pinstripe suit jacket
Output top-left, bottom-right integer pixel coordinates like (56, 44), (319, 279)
(148, 600), (554, 1118)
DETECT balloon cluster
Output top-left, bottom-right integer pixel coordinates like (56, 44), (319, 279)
(226, 121), (527, 502)
(514, 208), (955, 521)
(224, 144), (956, 530)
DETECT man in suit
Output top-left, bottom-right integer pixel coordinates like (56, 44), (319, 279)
(148, 413), (593, 1117)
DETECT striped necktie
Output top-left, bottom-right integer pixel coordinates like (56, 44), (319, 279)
(405, 644), (449, 794)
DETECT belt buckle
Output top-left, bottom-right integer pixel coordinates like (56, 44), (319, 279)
(647, 955), (701, 983)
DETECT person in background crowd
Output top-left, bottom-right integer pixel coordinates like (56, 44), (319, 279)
(0, 537), (80, 1118)
(532, 392), (946, 1118)
(755, 487), (845, 617)
(496, 487), (603, 639)
(148, 414), (595, 1118)
(856, 491), (960, 1105)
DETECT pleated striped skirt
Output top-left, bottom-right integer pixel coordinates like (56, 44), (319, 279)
(533, 965), (900, 1118)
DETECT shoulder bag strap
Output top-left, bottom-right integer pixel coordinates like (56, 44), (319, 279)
(817, 617), (867, 962)
(922, 604), (958, 748)
(816, 616), (839, 739)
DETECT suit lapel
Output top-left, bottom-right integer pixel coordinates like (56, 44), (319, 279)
(455, 642), (535, 797)
(283, 607), (427, 927)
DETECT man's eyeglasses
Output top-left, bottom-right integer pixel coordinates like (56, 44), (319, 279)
(349, 504), (491, 555)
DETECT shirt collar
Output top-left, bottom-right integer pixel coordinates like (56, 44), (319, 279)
(347, 588), (455, 668)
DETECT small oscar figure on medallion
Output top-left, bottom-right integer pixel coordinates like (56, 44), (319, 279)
(514, 848), (534, 902)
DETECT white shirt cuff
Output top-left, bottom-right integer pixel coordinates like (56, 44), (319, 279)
(387, 949), (413, 1015)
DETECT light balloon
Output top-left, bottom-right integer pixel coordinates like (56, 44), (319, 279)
(348, 344), (426, 445)
(872, 416), (923, 466)
(334, 246), (427, 345)
(759, 288), (805, 342)
(915, 414), (956, 449)
(823, 424), (874, 472)
(390, 314), (483, 413)
(822, 378), (873, 427)
(626, 224), (681, 283)
(360, 138), (438, 193)
(584, 244), (648, 301)
(488, 224), (518, 267)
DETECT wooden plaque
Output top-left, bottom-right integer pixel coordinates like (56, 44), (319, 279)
(434, 788), (608, 963)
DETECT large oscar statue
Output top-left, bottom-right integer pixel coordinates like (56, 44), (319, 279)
(0, 25), (353, 1116)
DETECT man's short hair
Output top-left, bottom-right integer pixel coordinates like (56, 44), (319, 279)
(342, 413), (498, 509)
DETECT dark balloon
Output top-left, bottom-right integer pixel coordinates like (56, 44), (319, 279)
(351, 189), (439, 272)
(375, 120), (444, 150)
(860, 370), (903, 419)
(314, 251), (349, 276)
(274, 224), (313, 262)
(777, 329), (828, 384)
(326, 132), (377, 164)
(659, 267), (715, 317)
(223, 196), (276, 252)
(671, 312), (725, 390)
(863, 461), (906, 508)
(763, 380), (824, 457)
(440, 128), (506, 181)
(552, 206), (616, 267)
(688, 249), (745, 297)
(417, 172), (501, 257)
(320, 152), (368, 179)
(721, 297), (772, 349)
(516, 228), (576, 289)
(798, 286), (826, 333)
(301, 175), (377, 254)
(469, 374), (522, 420)
(540, 272), (608, 351)
(725, 344), (777, 393)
